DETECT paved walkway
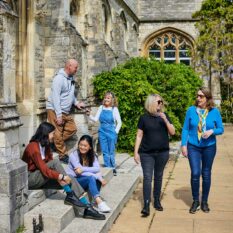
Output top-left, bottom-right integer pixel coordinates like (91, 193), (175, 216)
(109, 126), (233, 233)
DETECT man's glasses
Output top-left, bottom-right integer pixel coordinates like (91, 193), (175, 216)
(157, 100), (163, 105)
(196, 94), (205, 99)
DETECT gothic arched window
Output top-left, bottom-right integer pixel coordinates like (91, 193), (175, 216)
(70, 0), (79, 28)
(120, 11), (128, 51)
(148, 31), (193, 65)
(102, 0), (112, 45)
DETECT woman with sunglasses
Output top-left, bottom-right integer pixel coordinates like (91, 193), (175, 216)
(181, 87), (224, 214)
(86, 91), (122, 176)
(134, 94), (175, 217)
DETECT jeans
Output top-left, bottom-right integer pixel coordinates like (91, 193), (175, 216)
(99, 130), (117, 168)
(187, 143), (216, 202)
(140, 151), (169, 203)
(77, 176), (101, 199)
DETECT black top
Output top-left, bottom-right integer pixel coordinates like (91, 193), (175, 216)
(137, 112), (172, 154)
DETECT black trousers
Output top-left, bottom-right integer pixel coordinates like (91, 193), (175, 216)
(140, 151), (169, 203)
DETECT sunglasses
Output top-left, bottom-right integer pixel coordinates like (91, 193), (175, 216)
(157, 100), (163, 105)
(196, 94), (206, 99)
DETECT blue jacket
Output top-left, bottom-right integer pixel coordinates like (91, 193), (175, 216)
(181, 106), (224, 147)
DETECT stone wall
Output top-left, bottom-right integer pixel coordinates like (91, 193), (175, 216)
(0, 4), (28, 233)
(138, 0), (203, 20)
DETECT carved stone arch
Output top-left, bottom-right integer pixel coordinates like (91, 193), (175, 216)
(102, 0), (112, 44)
(132, 23), (139, 35)
(141, 27), (195, 65)
(119, 10), (127, 30)
(70, 0), (79, 16)
(119, 9), (128, 51)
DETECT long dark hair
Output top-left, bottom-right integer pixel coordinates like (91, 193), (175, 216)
(78, 135), (96, 167)
(30, 122), (55, 147)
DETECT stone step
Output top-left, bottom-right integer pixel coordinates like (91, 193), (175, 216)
(61, 173), (140, 233)
(98, 153), (130, 168)
(24, 153), (133, 232)
(28, 188), (61, 211)
(27, 167), (113, 212)
(24, 192), (74, 233)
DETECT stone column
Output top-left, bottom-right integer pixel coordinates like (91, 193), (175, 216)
(0, 5), (28, 233)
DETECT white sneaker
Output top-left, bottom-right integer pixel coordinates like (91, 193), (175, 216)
(98, 201), (111, 213)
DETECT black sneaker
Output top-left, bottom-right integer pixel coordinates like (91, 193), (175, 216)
(113, 169), (117, 176)
(189, 200), (200, 214)
(64, 191), (87, 208)
(83, 206), (106, 220)
(201, 202), (210, 213)
(59, 154), (69, 164)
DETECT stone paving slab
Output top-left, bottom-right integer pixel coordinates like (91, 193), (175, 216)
(149, 218), (193, 233)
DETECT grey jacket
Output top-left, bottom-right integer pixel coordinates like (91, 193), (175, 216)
(46, 69), (78, 118)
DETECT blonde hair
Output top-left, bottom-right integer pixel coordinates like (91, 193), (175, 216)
(144, 94), (165, 114)
(102, 91), (118, 107)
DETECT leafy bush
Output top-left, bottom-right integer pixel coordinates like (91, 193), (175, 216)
(93, 57), (203, 152)
(221, 98), (233, 123)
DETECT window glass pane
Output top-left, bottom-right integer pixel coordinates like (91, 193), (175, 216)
(164, 60), (175, 64)
(156, 37), (162, 44)
(164, 51), (175, 58)
(180, 60), (190, 66)
(179, 50), (189, 58)
(149, 50), (160, 58)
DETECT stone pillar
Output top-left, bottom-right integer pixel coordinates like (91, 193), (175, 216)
(0, 4), (28, 233)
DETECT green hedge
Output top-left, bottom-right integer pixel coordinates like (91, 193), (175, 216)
(93, 57), (203, 152)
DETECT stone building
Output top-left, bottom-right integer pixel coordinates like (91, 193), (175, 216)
(0, 0), (221, 232)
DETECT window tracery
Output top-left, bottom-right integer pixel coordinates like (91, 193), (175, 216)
(148, 31), (193, 65)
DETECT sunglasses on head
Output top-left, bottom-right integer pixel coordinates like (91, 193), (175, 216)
(196, 94), (205, 99)
(157, 100), (163, 105)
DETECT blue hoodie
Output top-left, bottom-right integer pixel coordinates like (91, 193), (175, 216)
(181, 106), (224, 147)
(46, 69), (78, 118)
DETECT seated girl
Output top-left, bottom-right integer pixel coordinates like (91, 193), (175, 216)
(22, 122), (105, 220)
(66, 135), (111, 213)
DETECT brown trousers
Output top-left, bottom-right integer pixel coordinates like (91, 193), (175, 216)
(47, 109), (77, 157)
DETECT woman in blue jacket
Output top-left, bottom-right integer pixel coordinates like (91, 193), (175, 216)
(181, 87), (224, 214)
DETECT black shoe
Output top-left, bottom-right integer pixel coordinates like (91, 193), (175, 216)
(113, 169), (117, 176)
(189, 200), (200, 214)
(141, 200), (150, 217)
(59, 154), (69, 164)
(154, 199), (163, 211)
(83, 206), (106, 220)
(64, 191), (87, 208)
(201, 202), (210, 213)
